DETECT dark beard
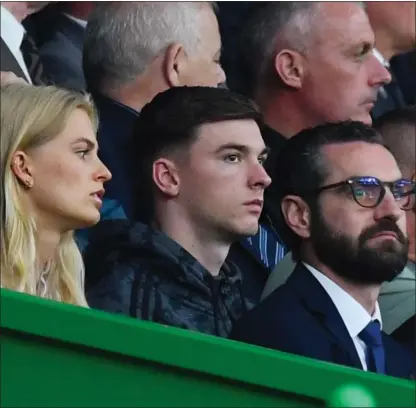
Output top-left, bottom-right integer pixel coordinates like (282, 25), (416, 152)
(309, 210), (409, 285)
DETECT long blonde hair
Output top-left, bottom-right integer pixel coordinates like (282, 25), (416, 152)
(0, 84), (99, 306)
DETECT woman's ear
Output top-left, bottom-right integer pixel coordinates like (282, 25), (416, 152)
(152, 158), (180, 197)
(281, 195), (311, 239)
(164, 43), (186, 87)
(274, 49), (305, 89)
(11, 150), (34, 189)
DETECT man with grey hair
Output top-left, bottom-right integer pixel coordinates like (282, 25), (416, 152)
(237, 1), (391, 139)
(82, 1), (225, 219)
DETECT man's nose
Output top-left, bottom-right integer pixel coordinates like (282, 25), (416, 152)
(373, 188), (403, 222)
(369, 52), (392, 88)
(249, 163), (272, 189)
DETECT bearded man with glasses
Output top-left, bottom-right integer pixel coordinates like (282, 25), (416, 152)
(229, 121), (416, 379)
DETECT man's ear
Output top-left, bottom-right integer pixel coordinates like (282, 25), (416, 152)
(10, 150), (34, 189)
(274, 49), (305, 89)
(152, 158), (180, 197)
(164, 43), (187, 87)
(281, 195), (311, 238)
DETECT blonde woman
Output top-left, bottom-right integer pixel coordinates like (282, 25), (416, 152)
(0, 84), (111, 306)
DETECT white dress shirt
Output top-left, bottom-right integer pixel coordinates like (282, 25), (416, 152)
(0, 5), (32, 83)
(304, 262), (383, 371)
(373, 48), (390, 68)
(63, 13), (87, 29)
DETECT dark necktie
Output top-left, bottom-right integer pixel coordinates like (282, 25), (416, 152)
(20, 34), (47, 85)
(359, 320), (386, 375)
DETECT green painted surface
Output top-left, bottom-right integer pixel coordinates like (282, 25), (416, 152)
(1, 289), (415, 407)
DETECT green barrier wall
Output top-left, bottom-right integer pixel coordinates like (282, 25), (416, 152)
(1, 289), (415, 407)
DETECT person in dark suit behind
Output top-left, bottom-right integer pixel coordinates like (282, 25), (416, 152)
(38, 2), (95, 91)
(390, 51), (416, 106)
(375, 106), (416, 352)
(366, 2), (416, 119)
(391, 47), (416, 105)
(1, 1), (49, 84)
(229, 121), (416, 379)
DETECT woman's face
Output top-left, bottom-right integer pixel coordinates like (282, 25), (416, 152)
(17, 108), (111, 232)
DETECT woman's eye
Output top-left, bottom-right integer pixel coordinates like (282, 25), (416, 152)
(76, 149), (90, 159)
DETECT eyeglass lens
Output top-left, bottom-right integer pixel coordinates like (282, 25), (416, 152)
(351, 177), (414, 209)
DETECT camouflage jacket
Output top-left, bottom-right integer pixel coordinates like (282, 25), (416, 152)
(84, 220), (253, 337)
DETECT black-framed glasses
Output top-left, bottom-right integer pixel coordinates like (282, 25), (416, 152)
(310, 176), (415, 210)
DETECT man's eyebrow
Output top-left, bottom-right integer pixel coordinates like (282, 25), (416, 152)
(261, 147), (271, 156)
(215, 143), (270, 156)
(215, 143), (247, 153)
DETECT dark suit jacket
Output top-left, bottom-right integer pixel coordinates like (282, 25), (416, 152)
(372, 82), (407, 120)
(39, 13), (86, 91)
(391, 51), (416, 106)
(229, 263), (416, 380)
(93, 93), (140, 218)
(0, 37), (27, 80)
(391, 315), (415, 354)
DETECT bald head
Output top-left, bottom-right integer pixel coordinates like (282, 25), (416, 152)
(374, 106), (416, 178)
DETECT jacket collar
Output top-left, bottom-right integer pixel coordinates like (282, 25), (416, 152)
(286, 263), (363, 369)
(88, 220), (242, 291)
(57, 12), (86, 47)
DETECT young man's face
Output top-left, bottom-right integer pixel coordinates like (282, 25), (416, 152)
(173, 119), (271, 240)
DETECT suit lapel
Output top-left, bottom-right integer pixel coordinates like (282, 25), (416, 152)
(60, 14), (86, 49)
(287, 264), (363, 370)
(0, 37), (27, 80)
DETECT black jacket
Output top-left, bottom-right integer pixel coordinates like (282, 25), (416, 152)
(84, 220), (252, 337)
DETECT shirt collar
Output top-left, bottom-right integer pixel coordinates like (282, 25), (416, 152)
(373, 48), (390, 68)
(303, 262), (383, 338)
(63, 13), (87, 28)
(0, 5), (25, 54)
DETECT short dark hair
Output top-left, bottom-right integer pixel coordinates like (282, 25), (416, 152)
(235, 2), (319, 98)
(131, 86), (261, 222)
(374, 106), (416, 173)
(266, 121), (387, 259)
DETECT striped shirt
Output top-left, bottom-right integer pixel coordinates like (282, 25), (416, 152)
(244, 223), (287, 270)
